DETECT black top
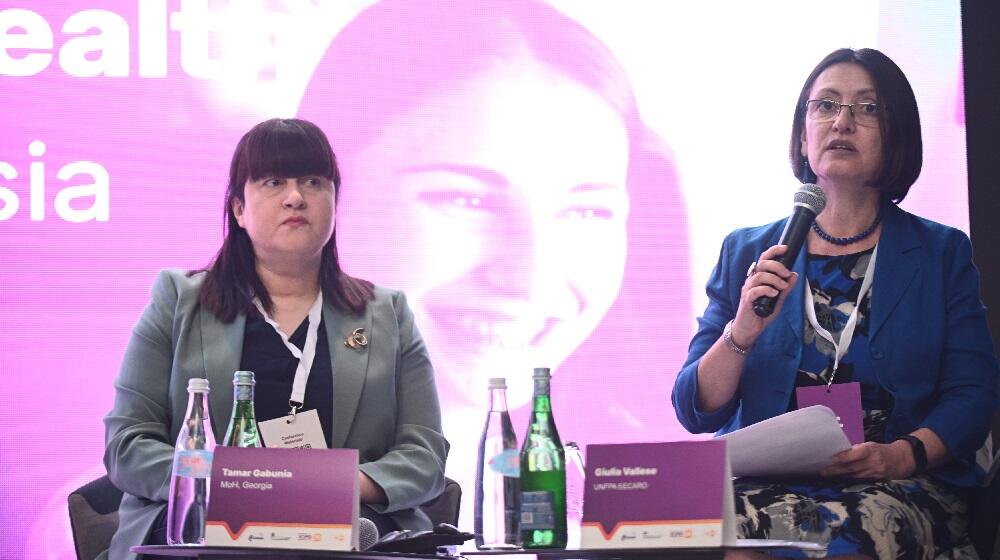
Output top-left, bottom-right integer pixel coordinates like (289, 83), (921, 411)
(240, 311), (334, 448)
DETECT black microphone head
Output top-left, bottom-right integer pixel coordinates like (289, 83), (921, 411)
(793, 183), (826, 215)
(359, 517), (380, 551)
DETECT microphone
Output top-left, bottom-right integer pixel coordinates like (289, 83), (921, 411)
(751, 183), (826, 317)
(359, 517), (380, 551)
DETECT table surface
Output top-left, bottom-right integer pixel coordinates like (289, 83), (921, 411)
(464, 547), (727, 559)
(132, 544), (758, 559)
(132, 545), (448, 560)
(135, 537), (826, 559)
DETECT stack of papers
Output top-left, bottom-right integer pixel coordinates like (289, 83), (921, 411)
(718, 406), (852, 477)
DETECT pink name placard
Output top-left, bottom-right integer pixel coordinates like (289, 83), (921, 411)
(581, 441), (736, 549)
(205, 447), (359, 550)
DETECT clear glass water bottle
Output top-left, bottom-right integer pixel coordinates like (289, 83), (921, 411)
(520, 367), (567, 549)
(475, 377), (522, 549)
(167, 378), (216, 545)
(223, 371), (261, 448)
(564, 441), (586, 549)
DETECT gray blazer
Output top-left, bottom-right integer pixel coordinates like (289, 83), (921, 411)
(103, 269), (448, 560)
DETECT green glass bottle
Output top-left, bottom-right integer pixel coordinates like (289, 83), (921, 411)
(222, 371), (261, 448)
(519, 367), (567, 548)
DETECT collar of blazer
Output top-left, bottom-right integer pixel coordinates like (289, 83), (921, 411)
(198, 298), (374, 448)
(775, 202), (921, 347)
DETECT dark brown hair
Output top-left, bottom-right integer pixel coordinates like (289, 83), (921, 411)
(790, 48), (923, 203)
(195, 118), (373, 322)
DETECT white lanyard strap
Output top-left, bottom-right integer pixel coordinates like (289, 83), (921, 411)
(804, 244), (878, 386)
(252, 292), (323, 412)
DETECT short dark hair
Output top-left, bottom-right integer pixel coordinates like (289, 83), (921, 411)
(196, 118), (373, 322)
(789, 48), (923, 203)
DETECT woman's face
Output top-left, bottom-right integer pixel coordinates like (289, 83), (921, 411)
(800, 63), (884, 189)
(233, 175), (335, 265)
(336, 62), (630, 406)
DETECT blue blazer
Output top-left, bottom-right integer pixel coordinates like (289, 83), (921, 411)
(672, 203), (999, 486)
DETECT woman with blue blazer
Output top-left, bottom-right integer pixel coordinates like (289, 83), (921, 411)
(672, 49), (998, 558)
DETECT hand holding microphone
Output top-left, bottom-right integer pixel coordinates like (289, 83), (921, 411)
(751, 183), (826, 317)
(732, 184), (826, 349)
(732, 245), (799, 348)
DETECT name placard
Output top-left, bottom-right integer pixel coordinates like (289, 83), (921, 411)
(581, 441), (736, 549)
(205, 447), (359, 550)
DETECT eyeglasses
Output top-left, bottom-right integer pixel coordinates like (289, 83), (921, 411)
(805, 99), (881, 127)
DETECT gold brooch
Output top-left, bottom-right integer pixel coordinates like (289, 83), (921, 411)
(345, 327), (368, 349)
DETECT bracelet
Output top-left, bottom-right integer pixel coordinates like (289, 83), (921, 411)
(723, 320), (751, 355)
(897, 434), (928, 474)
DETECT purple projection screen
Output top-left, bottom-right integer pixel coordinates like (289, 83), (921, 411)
(0, 1), (966, 557)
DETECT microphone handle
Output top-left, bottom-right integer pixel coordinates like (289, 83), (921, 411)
(751, 208), (816, 318)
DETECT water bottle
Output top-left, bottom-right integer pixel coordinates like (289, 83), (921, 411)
(474, 377), (521, 549)
(167, 378), (216, 545)
(520, 368), (567, 549)
(223, 371), (261, 447)
(564, 441), (586, 549)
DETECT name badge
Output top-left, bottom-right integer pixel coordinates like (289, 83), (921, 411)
(796, 381), (864, 445)
(259, 409), (328, 450)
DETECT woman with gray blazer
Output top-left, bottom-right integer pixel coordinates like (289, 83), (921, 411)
(103, 118), (448, 560)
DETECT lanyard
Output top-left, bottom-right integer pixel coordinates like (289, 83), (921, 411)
(803, 244), (878, 388)
(252, 292), (323, 415)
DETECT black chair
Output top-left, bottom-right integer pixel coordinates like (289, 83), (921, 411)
(420, 477), (462, 527)
(971, 439), (1000, 559)
(67, 475), (123, 560)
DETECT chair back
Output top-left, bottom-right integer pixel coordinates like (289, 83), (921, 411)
(67, 475), (123, 560)
(420, 477), (462, 527)
(971, 422), (1000, 559)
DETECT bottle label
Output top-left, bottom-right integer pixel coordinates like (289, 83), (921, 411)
(173, 449), (214, 478)
(520, 491), (555, 530)
(489, 449), (521, 477)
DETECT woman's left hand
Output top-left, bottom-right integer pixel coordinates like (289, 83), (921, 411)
(359, 471), (388, 505)
(819, 440), (916, 480)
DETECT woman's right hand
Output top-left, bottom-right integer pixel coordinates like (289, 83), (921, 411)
(730, 244), (798, 350)
(691, 244), (799, 415)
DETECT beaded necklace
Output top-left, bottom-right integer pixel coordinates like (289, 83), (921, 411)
(811, 206), (883, 246)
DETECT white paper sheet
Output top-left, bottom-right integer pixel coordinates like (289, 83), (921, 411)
(734, 538), (827, 551)
(718, 405), (852, 477)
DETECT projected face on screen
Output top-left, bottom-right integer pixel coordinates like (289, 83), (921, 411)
(297, 0), (662, 410)
(335, 60), (630, 406)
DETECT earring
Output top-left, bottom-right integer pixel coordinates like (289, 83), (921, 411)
(800, 158), (814, 183)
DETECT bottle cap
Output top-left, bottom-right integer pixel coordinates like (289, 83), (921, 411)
(488, 377), (507, 389)
(233, 370), (256, 386)
(187, 378), (210, 392)
(532, 367), (551, 379)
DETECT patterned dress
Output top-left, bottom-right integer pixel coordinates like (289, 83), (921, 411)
(733, 248), (978, 558)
